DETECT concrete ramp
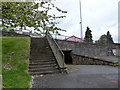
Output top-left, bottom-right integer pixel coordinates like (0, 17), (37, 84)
(98, 56), (119, 63)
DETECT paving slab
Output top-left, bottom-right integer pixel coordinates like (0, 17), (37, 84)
(32, 65), (119, 88)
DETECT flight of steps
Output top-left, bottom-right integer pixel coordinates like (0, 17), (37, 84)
(29, 37), (61, 75)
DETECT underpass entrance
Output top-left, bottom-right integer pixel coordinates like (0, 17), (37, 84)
(62, 50), (72, 64)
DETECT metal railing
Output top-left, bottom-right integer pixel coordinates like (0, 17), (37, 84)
(46, 32), (67, 73)
(51, 34), (84, 43)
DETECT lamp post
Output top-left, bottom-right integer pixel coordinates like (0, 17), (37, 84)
(79, 0), (83, 40)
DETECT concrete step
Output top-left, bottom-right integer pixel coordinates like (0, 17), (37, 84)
(29, 37), (61, 75)
(29, 70), (61, 75)
(29, 67), (59, 72)
(30, 58), (55, 60)
(30, 57), (55, 60)
(31, 53), (53, 55)
(32, 48), (52, 50)
(30, 55), (54, 58)
(29, 65), (59, 69)
(29, 64), (58, 69)
(30, 53), (54, 56)
(30, 50), (52, 52)
(30, 59), (56, 63)
(29, 61), (56, 65)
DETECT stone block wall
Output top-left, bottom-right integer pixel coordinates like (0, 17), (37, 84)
(2, 31), (29, 37)
(56, 39), (114, 57)
(72, 54), (118, 66)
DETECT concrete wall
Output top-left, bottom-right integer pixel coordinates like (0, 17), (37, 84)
(56, 39), (114, 57)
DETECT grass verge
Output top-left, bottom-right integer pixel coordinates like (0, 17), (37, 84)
(0, 37), (2, 89)
(67, 66), (80, 73)
(2, 37), (31, 88)
(0, 37), (2, 75)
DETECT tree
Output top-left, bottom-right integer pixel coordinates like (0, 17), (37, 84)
(95, 31), (114, 44)
(2, 2), (33, 30)
(84, 26), (93, 43)
(106, 31), (114, 44)
(2, 1), (67, 35)
(95, 34), (107, 44)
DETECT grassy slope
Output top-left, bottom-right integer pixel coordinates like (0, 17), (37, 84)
(2, 37), (31, 88)
(0, 37), (2, 75)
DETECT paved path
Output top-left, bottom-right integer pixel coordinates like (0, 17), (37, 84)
(32, 65), (119, 88)
(98, 56), (119, 63)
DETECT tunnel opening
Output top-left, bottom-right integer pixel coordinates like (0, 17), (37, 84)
(62, 50), (72, 64)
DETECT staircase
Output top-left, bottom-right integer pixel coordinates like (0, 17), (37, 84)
(29, 37), (61, 75)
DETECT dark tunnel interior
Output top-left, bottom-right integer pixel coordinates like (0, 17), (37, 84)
(62, 50), (72, 64)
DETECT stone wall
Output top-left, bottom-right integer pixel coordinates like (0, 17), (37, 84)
(56, 39), (114, 57)
(2, 31), (29, 37)
(72, 54), (118, 66)
(113, 43), (120, 56)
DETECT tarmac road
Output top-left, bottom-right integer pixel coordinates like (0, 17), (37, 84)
(32, 65), (119, 88)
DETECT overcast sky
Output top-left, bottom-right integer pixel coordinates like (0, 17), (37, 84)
(51, 0), (119, 43)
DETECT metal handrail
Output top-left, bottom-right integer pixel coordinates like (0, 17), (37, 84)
(46, 32), (67, 72)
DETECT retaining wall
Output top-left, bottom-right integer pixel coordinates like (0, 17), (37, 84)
(56, 39), (114, 57)
(2, 31), (29, 37)
(72, 54), (118, 66)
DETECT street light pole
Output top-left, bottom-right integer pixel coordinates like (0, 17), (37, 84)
(79, 0), (83, 40)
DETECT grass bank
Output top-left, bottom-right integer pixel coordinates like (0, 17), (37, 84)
(0, 37), (2, 89)
(0, 37), (2, 75)
(2, 37), (31, 88)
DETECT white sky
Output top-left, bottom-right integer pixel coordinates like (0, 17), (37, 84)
(51, 0), (119, 43)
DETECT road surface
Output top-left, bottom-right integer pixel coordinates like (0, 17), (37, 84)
(32, 65), (119, 88)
